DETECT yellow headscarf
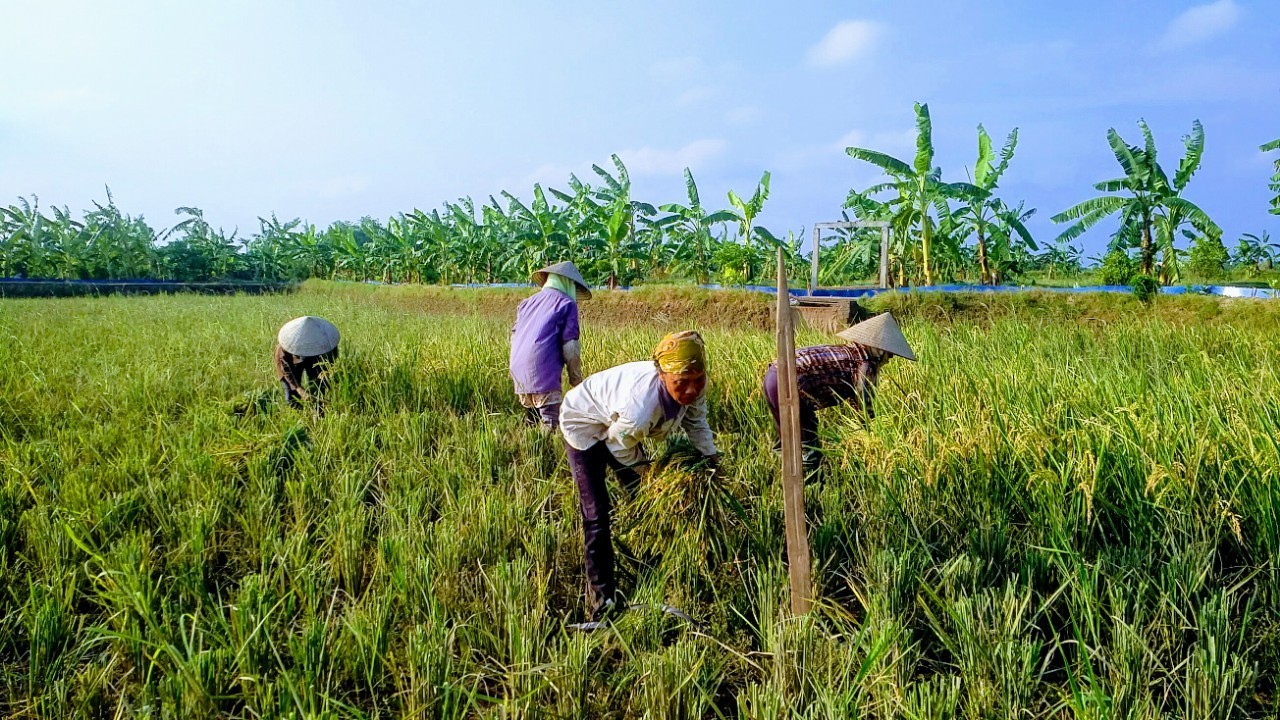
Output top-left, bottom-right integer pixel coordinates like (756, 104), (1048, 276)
(652, 330), (706, 375)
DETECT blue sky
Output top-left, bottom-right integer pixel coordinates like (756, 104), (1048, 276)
(1, 0), (1277, 259)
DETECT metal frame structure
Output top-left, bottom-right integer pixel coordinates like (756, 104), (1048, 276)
(809, 221), (891, 294)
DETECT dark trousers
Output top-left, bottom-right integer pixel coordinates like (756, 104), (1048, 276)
(282, 379), (303, 409)
(762, 365), (819, 449)
(565, 440), (643, 617)
(523, 403), (561, 429)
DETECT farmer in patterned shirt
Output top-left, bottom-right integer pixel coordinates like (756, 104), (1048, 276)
(763, 312), (915, 471)
(509, 261), (591, 429)
(274, 315), (340, 410)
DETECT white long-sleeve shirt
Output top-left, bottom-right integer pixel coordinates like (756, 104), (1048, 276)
(560, 361), (717, 466)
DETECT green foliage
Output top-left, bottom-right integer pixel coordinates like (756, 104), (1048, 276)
(952, 125), (1038, 285)
(1054, 120), (1218, 282)
(845, 102), (976, 286)
(1, 158), (784, 287)
(0, 190), (162, 280)
(1186, 232), (1230, 279)
(1232, 231), (1278, 276)
(1098, 249), (1137, 285)
(1131, 272), (1159, 302)
(1263, 138), (1280, 215)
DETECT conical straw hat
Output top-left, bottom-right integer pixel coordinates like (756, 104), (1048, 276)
(531, 261), (592, 299)
(278, 316), (340, 357)
(836, 312), (916, 361)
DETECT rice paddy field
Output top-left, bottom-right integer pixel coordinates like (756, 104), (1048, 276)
(2, 284), (1279, 719)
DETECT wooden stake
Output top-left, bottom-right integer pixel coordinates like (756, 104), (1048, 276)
(776, 248), (812, 614)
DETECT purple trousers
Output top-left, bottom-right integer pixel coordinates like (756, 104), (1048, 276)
(565, 440), (643, 617)
(762, 365), (819, 448)
(523, 403), (561, 428)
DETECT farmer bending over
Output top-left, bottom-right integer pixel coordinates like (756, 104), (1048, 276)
(560, 330), (719, 622)
(275, 315), (340, 409)
(764, 312), (915, 472)
(509, 261), (590, 429)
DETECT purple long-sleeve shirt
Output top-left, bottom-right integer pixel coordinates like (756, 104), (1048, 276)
(510, 287), (580, 395)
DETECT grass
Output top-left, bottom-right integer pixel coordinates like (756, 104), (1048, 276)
(1, 288), (1278, 718)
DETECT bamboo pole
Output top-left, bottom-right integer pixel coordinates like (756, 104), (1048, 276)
(776, 248), (812, 614)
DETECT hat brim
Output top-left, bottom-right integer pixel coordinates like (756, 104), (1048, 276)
(532, 270), (592, 299)
(835, 315), (916, 361)
(278, 317), (340, 356)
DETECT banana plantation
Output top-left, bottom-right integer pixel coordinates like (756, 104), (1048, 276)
(2, 106), (1275, 288)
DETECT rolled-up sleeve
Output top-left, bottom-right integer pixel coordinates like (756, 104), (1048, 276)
(680, 396), (717, 456)
(560, 304), (580, 344)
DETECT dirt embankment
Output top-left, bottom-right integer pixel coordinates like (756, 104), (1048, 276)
(866, 289), (1280, 329)
(303, 281), (779, 330)
(304, 281), (1280, 332)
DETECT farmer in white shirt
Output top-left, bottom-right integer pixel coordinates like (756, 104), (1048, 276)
(559, 330), (719, 622)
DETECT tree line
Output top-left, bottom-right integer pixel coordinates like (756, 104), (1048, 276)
(2, 107), (1277, 288)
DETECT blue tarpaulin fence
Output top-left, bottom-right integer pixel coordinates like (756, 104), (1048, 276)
(447, 281), (1279, 299)
(728, 283), (1280, 299)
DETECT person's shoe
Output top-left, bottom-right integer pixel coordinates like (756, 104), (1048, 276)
(590, 597), (628, 624)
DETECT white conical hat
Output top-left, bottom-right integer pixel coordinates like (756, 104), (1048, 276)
(531, 261), (592, 299)
(836, 312), (916, 361)
(278, 316), (340, 357)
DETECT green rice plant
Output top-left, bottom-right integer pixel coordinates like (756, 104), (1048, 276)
(2, 289), (1279, 717)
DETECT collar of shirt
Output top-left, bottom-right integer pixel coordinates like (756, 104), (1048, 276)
(657, 379), (682, 421)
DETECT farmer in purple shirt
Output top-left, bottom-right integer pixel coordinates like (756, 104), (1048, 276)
(510, 261), (591, 429)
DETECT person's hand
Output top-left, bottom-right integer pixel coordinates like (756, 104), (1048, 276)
(702, 453), (721, 471)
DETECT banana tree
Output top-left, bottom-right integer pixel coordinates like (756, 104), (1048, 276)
(41, 204), (86, 279)
(984, 200), (1037, 284)
(636, 212), (671, 279)
(1263, 139), (1280, 215)
(592, 155), (658, 281)
(80, 188), (159, 279)
(549, 175), (603, 266)
(659, 168), (737, 284)
(844, 190), (911, 286)
(444, 198), (497, 283)
(1, 196), (55, 278)
(1233, 231), (1278, 274)
(1151, 121), (1219, 284)
(846, 103), (966, 285)
(951, 125), (1033, 284)
(163, 207), (243, 280)
(1054, 120), (1216, 280)
(596, 199), (644, 288)
(1037, 236), (1083, 280)
(503, 185), (569, 281)
(809, 210), (880, 286)
(727, 171), (776, 246)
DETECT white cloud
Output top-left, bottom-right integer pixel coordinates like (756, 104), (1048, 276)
(617, 139), (728, 176)
(1152, 0), (1240, 52)
(806, 20), (883, 67)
